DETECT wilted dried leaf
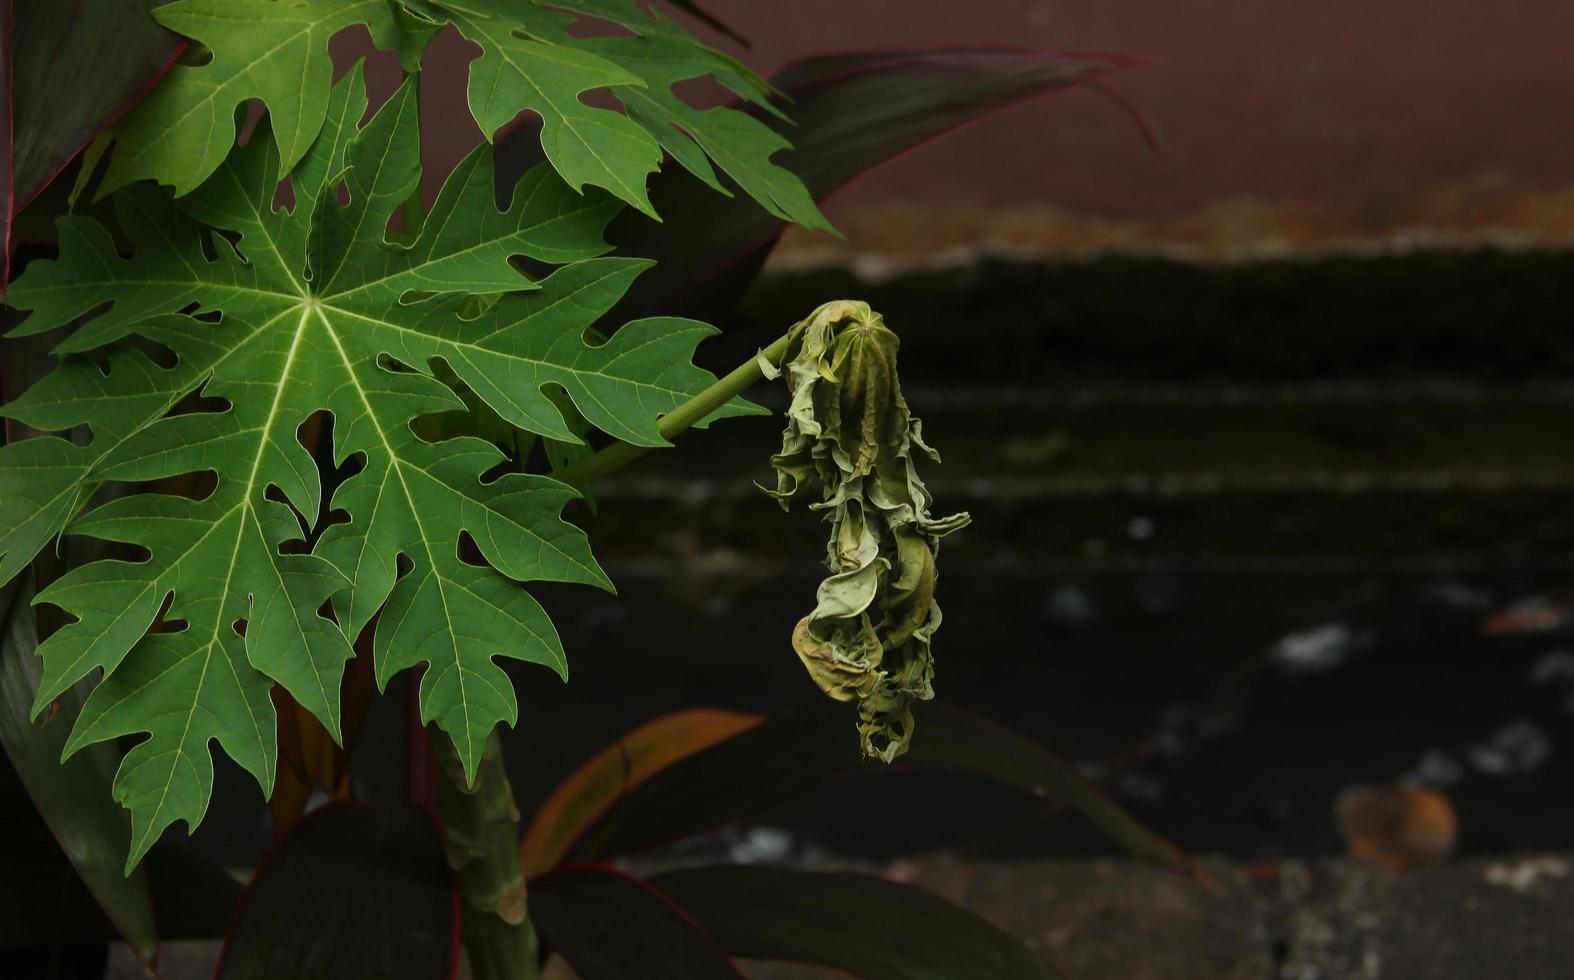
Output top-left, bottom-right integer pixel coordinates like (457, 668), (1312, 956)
(766, 301), (969, 761)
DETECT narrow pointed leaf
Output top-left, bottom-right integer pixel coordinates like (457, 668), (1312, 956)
(0, 807), (239, 949)
(519, 708), (762, 876)
(652, 865), (1062, 980)
(1, 0), (185, 283)
(641, 0), (750, 49)
(530, 867), (745, 980)
(580, 49), (1135, 323)
(0, 575), (157, 963)
(570, 702), (1194, 878)
(269, 645), (375, 839)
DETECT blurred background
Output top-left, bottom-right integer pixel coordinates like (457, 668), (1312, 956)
(767, 0), (1574, 257)
(12, 1), (1574, 976)
(509, 2), (1574, 974)
(348, 1), (1574, 973)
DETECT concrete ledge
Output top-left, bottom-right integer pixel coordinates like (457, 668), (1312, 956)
(888, 854), (1574, 980)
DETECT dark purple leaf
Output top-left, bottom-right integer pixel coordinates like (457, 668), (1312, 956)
(659, 0), (748, 48)
(566, 702), (1193, 878)
(215, 803), (458, 980)
(1, 0), (185, 283)
(0, 572), (157, 964)
(544, 48), (1137, 324)
(0, 805), (239, 950)
(652, 864), (1062, 979)
(530, 866), (745, 980)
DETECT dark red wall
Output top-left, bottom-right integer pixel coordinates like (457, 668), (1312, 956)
(715, 1), (1574, 216)
(344, 2), (1574, 252)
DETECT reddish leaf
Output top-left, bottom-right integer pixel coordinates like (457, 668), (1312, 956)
(659, 0), (749, 48)
(268, 636), (377, 840)
(530, 866), (745, 980)
(1, 0), (185, 283)
(567, 702), (1195, 879)
(216, 803), (458, 980)
(519, 708), (763, 876)
(653, 864), (1063, 980)
(541, 48), (1139, 324)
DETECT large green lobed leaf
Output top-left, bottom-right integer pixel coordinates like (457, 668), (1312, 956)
(1, 65), (734, 868)
(97, 0), (830, 230)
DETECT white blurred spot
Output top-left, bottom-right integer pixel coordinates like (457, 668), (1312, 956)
(1530, 649), (1574, 687)
(1404, 748), (1466, 788)
(1468, 720), (1553, 776)
(1485, 856), (1568, 892)
(1270, 623), (1374, 677)
(728, 826), (793, 864)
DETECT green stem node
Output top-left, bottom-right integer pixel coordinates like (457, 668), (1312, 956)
(430, 728), (540, 980)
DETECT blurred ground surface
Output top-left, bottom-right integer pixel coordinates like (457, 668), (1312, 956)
(752, 853), (1574, 980)
(104, 854), (1574, 979)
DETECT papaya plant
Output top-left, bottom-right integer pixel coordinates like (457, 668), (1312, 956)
(0, 1), (1164, 977)
(209, 704), (1192, 980)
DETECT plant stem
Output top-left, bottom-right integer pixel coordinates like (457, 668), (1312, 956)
(553, 329), (795, 487)
(430, 728), (540, 980)
(425, 330), (795, 972)
(405, 60), (536, 978)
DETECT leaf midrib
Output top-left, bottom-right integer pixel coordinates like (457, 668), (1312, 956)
(132, 300), (314, 852)
(314, 305), (476, 762)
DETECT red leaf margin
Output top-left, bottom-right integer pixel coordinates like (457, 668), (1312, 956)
(1, 2), (186, 289)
